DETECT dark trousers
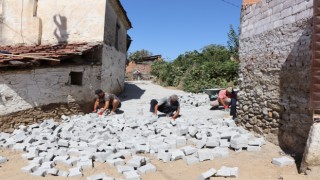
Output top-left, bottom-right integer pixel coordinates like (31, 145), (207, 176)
(150, 99), (178, 116)
(230, 98), (237, 117)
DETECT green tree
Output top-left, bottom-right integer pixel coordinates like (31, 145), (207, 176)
(128, 49), (153, 62)
(227, 25), (239, 61)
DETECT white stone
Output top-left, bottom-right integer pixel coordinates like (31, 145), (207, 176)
(87, 173), (114, 180)
(117, 165), (135, 174)
(124, 171), (140, 180)
(216, 166), (239, 177)
(46, 168), (59, 176)
(198, 168), (216, 180)
(0, 156), (8, 164)
(184, 156), (199, 165)
(272, 156), (295, 167)
(137, 163), (157, 175)
(21, 163), (40, 173)
(181, 146), (198, 155)
(157, 151), (171, 163)
(170, 149), (185, 161)
(68, 167), (83, 177)
(197, 149), (214, 162)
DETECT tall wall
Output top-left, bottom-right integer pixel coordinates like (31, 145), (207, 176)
(0, 0), (106, 45)
(238, 0), (313, 157)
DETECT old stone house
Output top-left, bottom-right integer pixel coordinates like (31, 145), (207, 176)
(239, 0), (320, 171)
(0, 0), (132, 131)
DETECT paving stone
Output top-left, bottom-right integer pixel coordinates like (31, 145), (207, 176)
(216, 166), (239, 177)
(170, 149), (185, 161)
(58, 170), (69, 177)
(31, 167), (47, 177)
(196, 141), (206, 149)
(107, 158), (125, 167)
(247, 145), (261, 151)
(137, 163), (157, 175)
(68, 167), (83, 177)
(176, 136), (187, 147)
(181, 146), (198, 155)
(206, 137), (219, 148)
(272, 156), (295, 167)
(46, 168), (59, 176)
(78, 159), (93, 169)
(230, 135), (249, 150)
(198, 168), (216, 180)
(184, 156), (199, 165)
(21, 163), (40, 173)
(41, 161), (55, 169)
(124, 171), (141, 180)
(87, 173), (114, 180)
(0, 156), (8, 164)
(197, 149), (214, 162)
(58, 139), (69, 147)
(117, 165), (135, 174)
(188, 126), (198, 136)
(157, 151), (171, 163)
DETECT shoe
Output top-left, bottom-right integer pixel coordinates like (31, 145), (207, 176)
(109, 111), (116, 116)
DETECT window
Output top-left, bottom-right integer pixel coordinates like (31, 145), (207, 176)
(69, 72), (83, 86)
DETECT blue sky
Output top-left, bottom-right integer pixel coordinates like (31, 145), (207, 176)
(121, 0), (242, 60)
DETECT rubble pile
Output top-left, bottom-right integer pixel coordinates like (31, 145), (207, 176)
(0, 113), (265, 179)
(179, 93), (209, 107)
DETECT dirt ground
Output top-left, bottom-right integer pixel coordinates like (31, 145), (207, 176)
(0, 81), (318, 180)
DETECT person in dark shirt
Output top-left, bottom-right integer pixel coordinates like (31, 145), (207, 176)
(93, 89), (121, 116)
(150, 94), (180, 120)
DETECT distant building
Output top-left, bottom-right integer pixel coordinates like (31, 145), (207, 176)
(0, 0), (132, 131)
(126, 55), (162, 80)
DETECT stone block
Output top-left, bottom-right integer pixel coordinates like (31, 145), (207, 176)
(107, 158), (125, 167)
(58, 139), (69, 147)
(53, 155), (69, 163)
(41, 161), (55, 169)
(87, 173), (114, 180)
(219, 139), (230, 148)
(124, 171), (140, 180)
(137, 163), (157, 175)
(176, 136), (187, 147)
(0, 156), (8, 164)
(94, 152), (113, 163)
(181, 146), (198, 155)
(170, 149), (185, 161)
(46, 168), (59, 176)
(196, 141), (206, 149)
(188, 126), (198, 136)
(21, 163), (40, 173)
(78, 159), (93, 169)
(117, 165), (135, 174)
(230, 135), (248, 150)
(157, 151), (171, 163)
(206, 138), (219, 148)
(216, 166), (239, 177)
(247, 145), (261, 151)
(31, 167), (47, 177)
(197, 168), (216, 180)
(184, 156), (199, 165)
(68, 167), (83, 177)
(58, 170), (69, 177)
(272, 156), (295, 167)
(197, 149), (214, 162)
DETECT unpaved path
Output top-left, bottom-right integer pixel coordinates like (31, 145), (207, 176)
(0, 81), (316, 180)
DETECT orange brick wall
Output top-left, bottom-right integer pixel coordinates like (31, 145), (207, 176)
(243, 0), (261, 5)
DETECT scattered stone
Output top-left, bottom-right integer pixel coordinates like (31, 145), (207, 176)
(197, 149), (214, 162)
(124, 171), (140, 180)
(87, 173), (113, 180)
(272, 156), (295, 167)
(0, 156), (8, 164)
(198, 168), (216, 180)
(216, 166), (239, 178)
(68, 167), (83, 177)
(137, 163), (157, 175)
(184, 156), (199, 165)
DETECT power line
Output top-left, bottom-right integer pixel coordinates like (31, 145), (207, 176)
(221, 0), (241, 8)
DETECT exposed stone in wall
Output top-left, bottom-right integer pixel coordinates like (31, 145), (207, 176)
(0, 102), (87, 133)
(238, 0), (313, 158)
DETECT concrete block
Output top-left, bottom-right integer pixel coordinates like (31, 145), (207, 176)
(272, 156), (295, 167)
(29, 157), (44, 165)
(117, 165), (135, 174)
(230, 135), (248, 150)
(58, 139), (69, 147)
(58, 170), (69, 177)
(216, 166), (239, 177)
(68, 167), (83, 177)
(135, 144), (150, 153)
(197, 149), (214, 162)
(0, 156), (8, 164)
(206, 138), (219, 148)
(87, 173), (114, 180)
(176, 136), (187, 147)
(184, 156), (199, 165)
(247, 145), (261, 152)
(198, 168), (216, 180)
(31, 167), (47, 177)
(53, 155), (69, 163)
(21, 163), (40, 173)
(137, 163), (157, 175)
(219, 139), (230, 148)
(78, 159), (93, 169)
(157, 151), (171, 163)
(188, 126), (198, 136)
(181, 146), (198, 155)
(170, 149), (185, 161)
(127, 157), (146, 168)
(46, 168), (59, 176)
(41, 161), (55, 169)
(124, 171), (140, 180)
(196, 141), (206, 149)
(12, 144), (26, 151)
(107, 158), (125, 167)
(94, 152), (113, 163)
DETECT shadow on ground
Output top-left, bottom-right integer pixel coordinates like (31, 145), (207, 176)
(119, 82), (146, 102)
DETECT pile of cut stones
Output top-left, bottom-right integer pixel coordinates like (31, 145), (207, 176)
(179, 93), (209, 107)
(0, 112), (265, 179)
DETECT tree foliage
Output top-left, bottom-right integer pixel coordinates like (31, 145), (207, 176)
(128, 49), (153, 62)
(227, 25), (239, 61)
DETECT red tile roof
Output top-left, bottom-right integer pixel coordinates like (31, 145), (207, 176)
(0, 43), (101, 67)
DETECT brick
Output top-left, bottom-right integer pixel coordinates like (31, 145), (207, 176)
(272, 156), (295, 167)
(198, 168), (216, 180)
(137, 163), (157, 175)
(216, 166), (239, 178)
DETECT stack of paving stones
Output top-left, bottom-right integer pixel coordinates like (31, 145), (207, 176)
(0, 112), (265, 179)
(179, 93), (209, 107)
(198, 166), (239, 180)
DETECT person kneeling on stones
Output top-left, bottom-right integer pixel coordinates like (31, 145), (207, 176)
(93, 89), (121, 116)
(210, 87), (237, 117)
(150, 94), (180, 120)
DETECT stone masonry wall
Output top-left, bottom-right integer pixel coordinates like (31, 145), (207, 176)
(238, 0), (313, 157)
